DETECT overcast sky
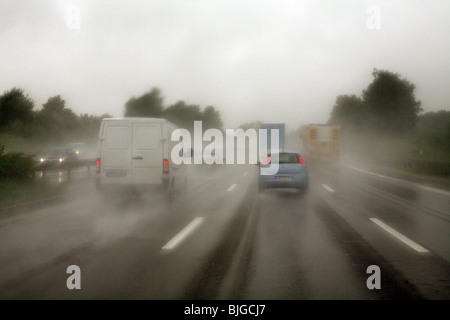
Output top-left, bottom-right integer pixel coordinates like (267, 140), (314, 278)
(1, 0), (449, 130)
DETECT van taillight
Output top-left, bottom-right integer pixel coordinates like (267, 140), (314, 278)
(163, 158), (169, 174)
(96, 158), (101, 174)
(298, 155), (304, 164)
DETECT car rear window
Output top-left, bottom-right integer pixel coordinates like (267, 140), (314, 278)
(278, 153), (301, 164)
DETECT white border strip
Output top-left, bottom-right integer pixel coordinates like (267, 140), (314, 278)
(370, 218), (429, 253)
(348, 166), (450, 196)
(321, 184), (335, 193)
(162, 217), (204, 251)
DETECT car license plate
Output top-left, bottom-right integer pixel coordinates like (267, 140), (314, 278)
(106, 169), (127, 177)
(277, 176), (292, 181)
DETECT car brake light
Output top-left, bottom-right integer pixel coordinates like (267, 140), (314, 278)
(96, 158), (101, 174)
(298, 155), (304, 164)
(163, 158), (169, 174)
(264, 156), (269, 164)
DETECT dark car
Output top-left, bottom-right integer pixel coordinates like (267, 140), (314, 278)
(66, 142), (87, 157)
(39, 147), (78, 165)
(258, 150), (309, 193)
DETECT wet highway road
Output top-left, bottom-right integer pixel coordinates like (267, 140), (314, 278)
(0, 161), (449, 300)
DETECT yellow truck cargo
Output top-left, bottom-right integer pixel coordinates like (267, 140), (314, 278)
(302, 124), (340, 162)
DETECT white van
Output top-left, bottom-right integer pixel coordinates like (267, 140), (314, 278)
(95, 117), (187, 197)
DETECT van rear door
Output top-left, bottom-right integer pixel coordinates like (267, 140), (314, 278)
(101, 123), (132, 184)
(131, 123), (162, 185)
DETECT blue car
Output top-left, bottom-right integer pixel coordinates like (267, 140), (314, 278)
(258, 151), (309, 193)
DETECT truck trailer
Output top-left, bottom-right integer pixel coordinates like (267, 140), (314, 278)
(302, 124), (340, 161)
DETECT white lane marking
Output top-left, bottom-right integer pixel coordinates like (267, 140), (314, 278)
(1, 213), (33, 225)
(0, 208), (55, 225)
(370, 218), (429, 253)
(321, 184), (335, 193)
(162, 217), (204, 251)
(348, 166), (401, 182)
(348, 166), (450, 196)
(417, 185), (450, 197)
(227, 184), (237, 192)
(243, 172), (248, 176)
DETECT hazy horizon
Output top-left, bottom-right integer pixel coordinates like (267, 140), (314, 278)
(1, 0), (449, 131)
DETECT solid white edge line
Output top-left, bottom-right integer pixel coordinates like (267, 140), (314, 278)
(348, 166), (400, 182)
(161, 217), (204, 251)
(417, 185), (450, 197)
(348, 166), (450, 196)
(227, 184), (237, 192)
(370, 218), (429, 253)
(321, 184), (335, 193)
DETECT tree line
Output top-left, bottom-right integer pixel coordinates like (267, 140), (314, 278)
(236, 69), (444, 138)
(328, 69), (425, 134)
(0, 86), (225, 147)
(418, 109), (450, 131)
(0, 86), (224, 180)
(124, 87), (224, 132)
(0, 88), (111, 145)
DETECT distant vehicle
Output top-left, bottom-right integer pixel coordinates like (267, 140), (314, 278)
(302, 124), (340, 162)
(66, 142), (87, 157)
(259, 123), (285, 154)
(258, 150), (309, 194)
(95, 117), (188, 197)
(39, 147), (78, 165)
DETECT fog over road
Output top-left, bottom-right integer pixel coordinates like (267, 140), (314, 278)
(0, 161), (449, 300)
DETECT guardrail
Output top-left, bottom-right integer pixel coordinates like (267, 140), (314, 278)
(34, 158), (96, 182)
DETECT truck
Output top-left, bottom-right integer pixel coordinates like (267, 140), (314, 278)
(302, 124), (340, 162)
(95, 117), (188, 198)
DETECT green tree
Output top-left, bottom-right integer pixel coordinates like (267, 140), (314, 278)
(124, 87), (164, 118)
(328, 94), (365, 132)
(202, 105), (224, 131)
(76, 113), (112, 144)
(418, 110), (450, 129)
(163, 101), (203, 132)
(238, 121), (262, 130)
(0, 88), (34, 130)
(35, 95), (78, 140)
(362, 69), (422, 133)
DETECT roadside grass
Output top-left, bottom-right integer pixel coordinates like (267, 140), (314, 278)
(1, 133), (96, 209)
(411, 126), (450, 161)
(0, 133), (56, 155)
(0, 178), (67, 209)
(342, 125), (450, 176)
(0, 135), (63, 208)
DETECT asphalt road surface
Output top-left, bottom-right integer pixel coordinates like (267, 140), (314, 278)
(0, 161), (449, 300)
